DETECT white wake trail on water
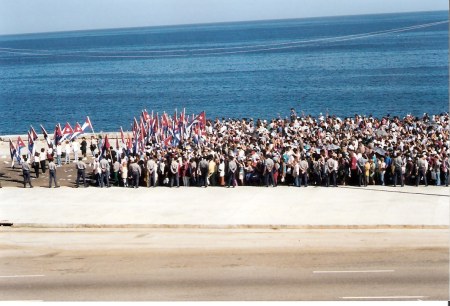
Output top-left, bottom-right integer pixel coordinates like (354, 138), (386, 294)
(0, 20), (447, 58)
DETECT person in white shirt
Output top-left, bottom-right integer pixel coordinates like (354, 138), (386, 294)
(64, 141), (71, 164)
(39, 148), (47, 174)
(72, 139), (80, 163)
(56, 142), (62, 166)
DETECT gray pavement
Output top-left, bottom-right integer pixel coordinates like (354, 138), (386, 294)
(0, 228), (448, 301)
(0, 185), (448, 228)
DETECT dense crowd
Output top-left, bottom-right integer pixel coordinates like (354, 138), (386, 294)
(18, 111), (450, 188)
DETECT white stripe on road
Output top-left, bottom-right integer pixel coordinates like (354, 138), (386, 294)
(314, 270), (394, 273)
(0, 275), (45, 278)
(342, 296), (427, 299)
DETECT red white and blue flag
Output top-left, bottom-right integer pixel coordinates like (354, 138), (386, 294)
(59, 122), (74, 143)
(27, 131), (35, 157)
(30, 126), (39, 141)
(53, 124), (63, 146)
(70, 122), (83, 140)
(16, 136), (26, 162)
(9, 140), (17, 161)
(81, 116), (94, 133)
(40, 124), (52, 147)
(100, 135), (111, 159)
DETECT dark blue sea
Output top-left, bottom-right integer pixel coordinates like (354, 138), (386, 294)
(0, 11), (448, 135)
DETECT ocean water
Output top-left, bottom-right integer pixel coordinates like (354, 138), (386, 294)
(0, 11), (448, 135)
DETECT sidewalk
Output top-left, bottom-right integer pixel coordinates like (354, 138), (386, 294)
(1, 185), (448, 228)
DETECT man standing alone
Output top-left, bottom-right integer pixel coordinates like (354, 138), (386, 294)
(22, 157), (33, 188)
(48, 157), (60, 188)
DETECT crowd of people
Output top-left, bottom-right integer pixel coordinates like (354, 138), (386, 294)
(18, 111), (450, 189)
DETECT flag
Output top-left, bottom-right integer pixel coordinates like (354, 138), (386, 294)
(191, 111), (206, 127)
(9, 140), (17, 161)
(100, 135), (111, 159)
(27, 131), (35, 157)
(120, 126), (125, 148)
(140, 118), (147, 139)
(53, 124), (62, 146)
(132, 117), (139, 137)
(127, 135), (132, 150)
(30, 126), (39, 141)
(16, 136), (26, 163)
(60, 122), (74, 143)
(81, 116), (94, 133)
(162, 113), (169, 129)
(142, 109), (151, 122)
(115, 134), (119, 150)
(163, 135), (173, 148)
(70, 122), (83, 140)
(40, 124), (52, 147)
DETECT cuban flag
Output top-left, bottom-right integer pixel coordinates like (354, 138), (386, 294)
(81, 116), (94, 133)
(70, 122), (83, 140)
(126, 135), (132, 156)
(16, 136), (26, 163)
(188, 111), (206, 131)
(30, 126), (39, 141)
(53, 124), (63, 146)
(172, 125), (181, 146)
(163, 135), (173, 148)
(120, 127), (126, 149)
(40, 125), (52, 147)
(132, 117), (139, 138)
(9, 140), (17, 161)
(142, 109), (151, 123)
(100, 135), (111, 159)
(59, 122), (74, 143)
(27, 131), (35, 157)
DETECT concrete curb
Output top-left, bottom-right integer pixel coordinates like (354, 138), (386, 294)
(8, 223), (449, 229)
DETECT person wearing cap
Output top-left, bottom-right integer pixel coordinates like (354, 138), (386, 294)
(48, 157), (60, 188)
(75, 157), (88, 188)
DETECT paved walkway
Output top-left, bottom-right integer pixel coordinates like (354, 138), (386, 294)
(0, 186), (448, 228)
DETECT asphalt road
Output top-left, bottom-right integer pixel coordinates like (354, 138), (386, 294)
(0, 228), (448, 301)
